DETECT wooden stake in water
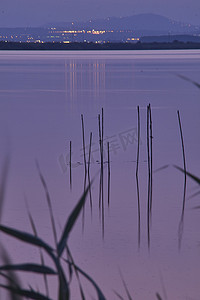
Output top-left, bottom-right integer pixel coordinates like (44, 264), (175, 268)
(149, 104), (153, 221)
(136, 106), (141, 249)
(177, 110), (187, 250)
(98, 114), (102, 213)
(147, 104), (151, 250)
(101, 107), (104, 238)
(98, 109), (105, 238)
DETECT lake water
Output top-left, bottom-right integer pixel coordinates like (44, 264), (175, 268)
(0, 50), (200, 299)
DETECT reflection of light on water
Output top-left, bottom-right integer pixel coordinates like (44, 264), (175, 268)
(64, 59), (106, 104)
(70, 60), (76, 104)
(93, 61), (106, 98)
(64, 59), (77, 109)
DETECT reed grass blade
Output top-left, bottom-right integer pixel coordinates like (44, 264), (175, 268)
(69, 262), (107, 300)
(193, 205), (200, 209)
(0, 154), (10, 222)
(0, 284), (53, 300)
(58, 276), (70, 300)
(113, 290), (125, 300)
(26, 207), (37, 237)
(189, 191), (200, 200)
(26, 201), (49, 298)
(66, 246), (86, 300)
(156, 292), (163, 300)
(65, 247), (73, 284)
(0, 264), (57, 275)
(0, 225), (53, 254)
(35, 160), (57, 246)
(177, 74), (200, 89)
(119, 270), (132, 300)
(174, 165), (200, 185)
(0, 245), (22, 300)
(57, 183), (91, 257)
(0, 271), (19, 289)
(154, 165), (169, 173)
(159, 272), (168, 300)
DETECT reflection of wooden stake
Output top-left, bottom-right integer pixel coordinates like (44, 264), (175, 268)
(136, 106), (141, 249)
(88, 132), (93, 215)
(177, 110), (187, 250)
(81, 114), (87, 178)
(107, 142), (111, 207)
(70, 141), (72, 190)
(81, 114), (87, 232)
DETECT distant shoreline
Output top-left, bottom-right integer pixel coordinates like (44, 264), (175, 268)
(0, 41), (200, 51)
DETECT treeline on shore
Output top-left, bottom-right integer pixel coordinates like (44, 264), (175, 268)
(0, 40), (200, 50)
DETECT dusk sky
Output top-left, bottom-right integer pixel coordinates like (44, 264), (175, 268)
(0, 0), (200, 27)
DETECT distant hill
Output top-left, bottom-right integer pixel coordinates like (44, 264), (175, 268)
(45, 13), (200, 36)
(141, 34), (200, 43)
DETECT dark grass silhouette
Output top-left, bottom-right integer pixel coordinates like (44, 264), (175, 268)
(0, 172), (109, 300)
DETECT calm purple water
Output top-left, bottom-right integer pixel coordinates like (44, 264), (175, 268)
(0, 50), (200, 299)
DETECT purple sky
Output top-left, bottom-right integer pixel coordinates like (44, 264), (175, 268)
(0, 0), (199, 27)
